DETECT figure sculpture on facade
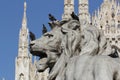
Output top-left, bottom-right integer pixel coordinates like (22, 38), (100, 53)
(30, 13), (120, 80)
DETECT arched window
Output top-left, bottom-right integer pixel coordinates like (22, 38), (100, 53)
(111, 13), (115, 18)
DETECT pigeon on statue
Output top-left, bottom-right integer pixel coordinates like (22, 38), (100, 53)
(48, 13), (57, 21)
(42, 24), (47, 34)
(71, 12), (79, 21)
(29, 31), (36, 41)
(108, 48), (119, 58)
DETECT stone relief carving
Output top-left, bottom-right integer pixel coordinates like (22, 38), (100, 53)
(30, 13), (120, 80)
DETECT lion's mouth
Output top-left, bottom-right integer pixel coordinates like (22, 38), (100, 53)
(30, 49), (47, 58)
(29, 43), (47, 58)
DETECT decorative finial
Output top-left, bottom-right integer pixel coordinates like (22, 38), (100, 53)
(21, 0), (27, 29)
(24, 1), (27, 12)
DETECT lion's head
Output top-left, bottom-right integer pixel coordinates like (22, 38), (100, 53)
(30, 20), (80, 56)
(30, 19), (81, 71)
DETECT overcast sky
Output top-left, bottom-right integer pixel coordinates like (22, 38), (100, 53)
(0, 0), (102, 80)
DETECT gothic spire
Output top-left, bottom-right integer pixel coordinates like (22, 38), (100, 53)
(18, 1), (29, 57)
(78, 0), (90, 24)
(62, 0), (74, 20)
(22, 1), (27, 29)
(78, 0), (89, 16)
(16, 0), (30, 78)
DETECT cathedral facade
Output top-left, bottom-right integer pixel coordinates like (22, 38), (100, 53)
(92, 0), (120, 50)
(15, 0), (120, 80)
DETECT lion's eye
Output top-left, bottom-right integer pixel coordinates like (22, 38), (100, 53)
(44, 34), (53, 38)
(48, 34), (53, 38)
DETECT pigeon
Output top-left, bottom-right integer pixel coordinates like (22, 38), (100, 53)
(42, 24), (47, 34)
(71, 12), (79, 21)
(29, 31), (36, 41)
(49, 14), (57, 21)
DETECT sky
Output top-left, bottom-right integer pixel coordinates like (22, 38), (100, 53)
(0, 0), (103, 80)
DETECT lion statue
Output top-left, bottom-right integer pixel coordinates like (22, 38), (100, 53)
(30, 14), (120, 80)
